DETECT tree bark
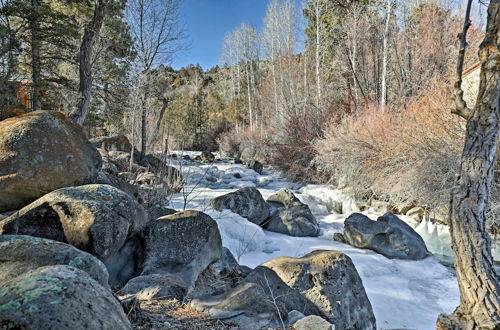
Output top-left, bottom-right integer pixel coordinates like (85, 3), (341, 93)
(139, 96), (147, 160)
(380, 0), (391, 113)
(438, 1), (500, 329)
(70, 0), (108, 125)
(30, 0), (41, 111)
(314, 0), (322, 109)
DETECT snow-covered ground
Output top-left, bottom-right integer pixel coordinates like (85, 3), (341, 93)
(164, 153), (499, 330)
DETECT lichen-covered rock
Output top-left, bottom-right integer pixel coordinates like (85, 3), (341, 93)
(0, 111), (101, 212)
(141, 210), (222, 291)
(265, 189), (319, 237)
(211, 187), (270, 225)
(291, 315), (334, 330)
(0, 184), (148, 260)
(263, 250), (376, 329)
(343, 213), (430, 260)
(0, 265), (131, 329)
(0, 235), (109, 286)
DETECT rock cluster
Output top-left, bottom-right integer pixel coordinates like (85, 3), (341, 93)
(0, 111), (380, 329)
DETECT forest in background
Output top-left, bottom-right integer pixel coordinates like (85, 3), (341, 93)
(0, 0), (497, 230)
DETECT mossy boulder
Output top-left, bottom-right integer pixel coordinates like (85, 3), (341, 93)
(0, 265), (131, 329)
(0, 111), (102, 212)
(0, 184), (148, 260)
(0, 235), (108, 286)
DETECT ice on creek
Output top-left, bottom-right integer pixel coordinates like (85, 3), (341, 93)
(163, 155), (498, 330)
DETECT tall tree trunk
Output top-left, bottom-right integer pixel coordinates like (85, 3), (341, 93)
(71, 0), (108, 125)
(437, 1), (500, 329)
(245, 62), (253, 132)
(314, 0), (321, 109)
(140, 97), (147, 160)
(380, 0), (391, 113)
(30, 0), (41, 111)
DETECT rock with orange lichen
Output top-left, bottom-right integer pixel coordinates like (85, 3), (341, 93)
(0, 111), (102, 212)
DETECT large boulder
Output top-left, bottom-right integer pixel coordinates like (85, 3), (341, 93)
(0, 111), (101, 212)
(0, 235), (109, 286)
(191, 265), (325, 329)
(0, 184), (148, 260)
(265, 189), (320, 237)
(211, 187), (270, 225)
(343, 213), (430, 260)
(263, 250), (376, 330)
(0, 265), (131, 329)
(91, 135), (133, 153)
(140, 210), (222, 292)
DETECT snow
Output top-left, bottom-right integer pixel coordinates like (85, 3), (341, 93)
(164, 154), (499, 330)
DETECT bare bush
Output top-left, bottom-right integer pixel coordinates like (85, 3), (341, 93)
(314, 78), (499, 231)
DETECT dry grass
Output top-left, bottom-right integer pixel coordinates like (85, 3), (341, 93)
(127, 298), (238, 330)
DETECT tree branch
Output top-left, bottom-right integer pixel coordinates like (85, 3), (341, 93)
(452, 0), (473, 120)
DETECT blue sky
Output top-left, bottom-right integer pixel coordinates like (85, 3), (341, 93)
(171, 0), (303, 71)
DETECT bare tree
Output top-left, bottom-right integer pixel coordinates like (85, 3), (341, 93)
(29, 0), (41, 111)
(437, 0), (500, 328)
(126, 0), (186, 160)
(70, 0), (108, 125)
(380, 0), (392, 112)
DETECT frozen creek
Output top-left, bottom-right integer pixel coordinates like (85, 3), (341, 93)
(165, 154), (500, 330)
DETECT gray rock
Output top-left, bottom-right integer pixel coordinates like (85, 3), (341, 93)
(0, 235), (109, 286)
(191, 265), (325, 329)
(107, 150), (138, 172)
(141, 210), (222, 292)
(234, 158), (243, 164)
(117, 273), (188, 301)
(103, 236), (144, 287)
(333, 232), (345, 243)
(291, 315), (334, 330)
(265, 189), (319, 237)
(288, 310), (306, 325)
(263, 250), (376, 330)
(190, 248), (244, 298)
(246, 160), (263, 174)
(147, 205), (176, 221)
(343, 213), (430, 260)
(211, 187), (270, 225)
(0, 265), (131, 329)
(0, 111), (102, 212)
(0, 184), (148, 260)
(200, 151), (215, 162)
